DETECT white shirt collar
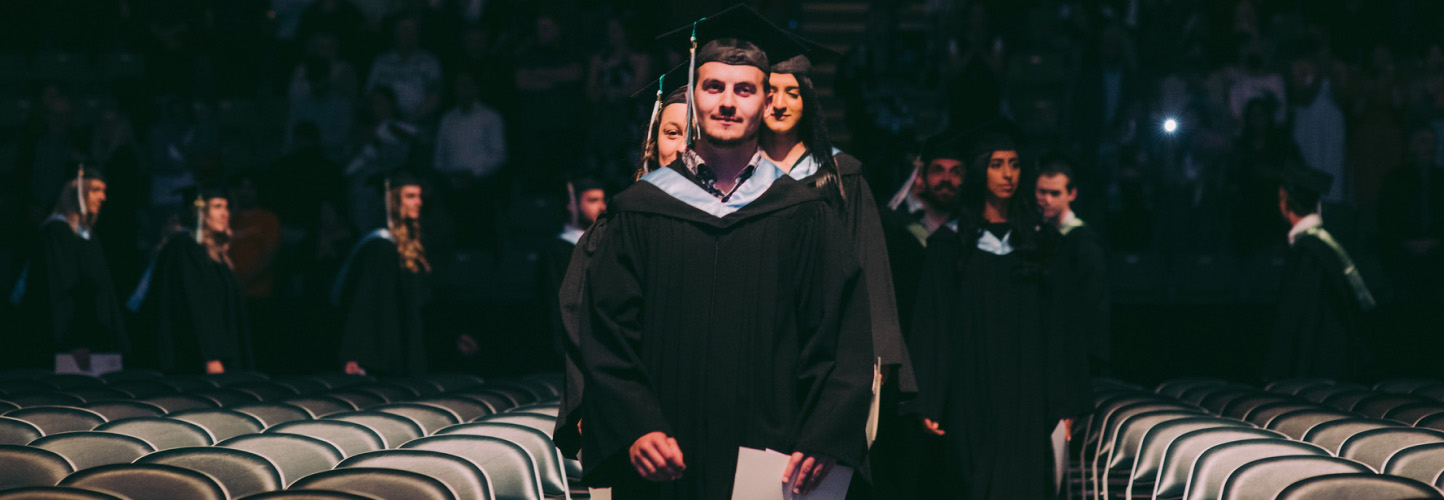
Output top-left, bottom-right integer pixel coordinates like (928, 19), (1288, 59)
(558, 225), (585, 245)
(1287, 213), (1323, 246)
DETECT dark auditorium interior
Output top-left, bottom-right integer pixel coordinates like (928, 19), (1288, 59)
(1, 0), (1443, 498)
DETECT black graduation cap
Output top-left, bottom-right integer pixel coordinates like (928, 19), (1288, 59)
(69, 161), (105, 182)
(1282, 165), (1333, 207)
(364, 169), (424, 191)
(770, 33), (841, 76)
(173, 184), (230, 203)
(655, 4), (809, 73)
(920, 133), (969, 165)
(630, 62), (691, 103)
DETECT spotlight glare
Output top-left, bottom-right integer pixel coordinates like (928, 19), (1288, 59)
(1163, 118), (1179, 134)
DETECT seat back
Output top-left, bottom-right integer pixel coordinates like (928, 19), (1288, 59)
(59, 463), (227, 500)
(435, 423), (569, 496)
(1338, 427), (1444, 471)
(1152, 427), (1283, 499)
(1107, 410), (1201, 471)
(1218, 455), (1371, 500)
(1414, 413), (1444, 433)
(142, 394), (219, 413)
(455, 392), (515, 414)
(352, 383), (419, 404)
(1155, 378), (1228, 399)
(1297, 384), (1368, 403)
(1381, 442), (1444, 484)
(1374, 379), (1441, 395)
(0, 444), (74, 489)
(1354, 394), (1428, 419)
(82, 401), (166, 421)
(339, 449), (492, 500)
(417, 397), (493, 421)
(1182, 438), (1327, 500)
(290, 467), (458, 500)
(219, 434), (344, 486)
(170, 409), (266, 441)
(1130, 417), (1247, 484)
(324, 411), (423, 448)
(1197, 388), (1259, 414)
(7, 393), (85, 407)
(477, 413), (554, 437)
(283, 396), (357, 418)
(1181, 385), (1250, 406)
(0, 486), (124, 499)
(237, 490), (375, 499)
(406, 434), (546, 500)
(1242, 402), (1319, 426)
(267, 420), (384, 457)
(1278, 473), (1442, 499)
(1382, 402), (1444, 425)
(30, 432), (154, 471)
(4, 407), (105, 434)
(137, 446), (283, 498)
(94, 417), (214, 450)
(1220, 394), (1293, 419)
(1301, 418), (1397, 454)
(1268, 410), (1355, 440)
(323, 390), (385, 410)
(1264, 378), (1336, 396)
(234, 403), (312, 428)
(0, 416), (42, 445)
(1320, 390), (1377, 412)
(375, 403), (461, 435)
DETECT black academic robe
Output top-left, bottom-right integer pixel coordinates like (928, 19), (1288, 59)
(579, 168), (874, 499)
(553, 231), (595, 458)
(334, 232), (429, 376)
(142, 236), (253, 373)
(907, 225), (1092, 500)
(1264, 233), (1361, 380)
(879, 206), (930, 337)
(17, 218), (129, 366)
(1059, 222), (1111, 374)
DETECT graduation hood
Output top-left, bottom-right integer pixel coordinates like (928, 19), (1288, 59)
(610, 163), (825, 229)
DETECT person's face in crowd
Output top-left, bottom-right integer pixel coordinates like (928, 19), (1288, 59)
(578, 189), (606, 226)
(1409, 129), (1437, 168)
(395, 18), (420, 51)
(695, 62), (766, 148)
(765, 72), (803, 137)
(657, 102), (688, 167)
(1289, 57), (1318, 91)
(399, 185), (423, 221)
(918, 158), (963, 208)
(455, 73), (479, 105)
(536, 16), (560, 47)
(986, 150), (1020, 201)
(205, 198), (230, 235)
(1035, 173), (1075, 221)
(86, 180), (107, 216)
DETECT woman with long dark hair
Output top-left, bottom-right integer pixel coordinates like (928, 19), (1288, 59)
(907, 134), (1091, 499)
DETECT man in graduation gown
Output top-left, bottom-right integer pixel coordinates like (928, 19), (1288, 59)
(578, 8), (874, 498)
(881, 136), (965, 334)
(11, 164), (129, 370)
(1264, 166), (1374, 380)
(1035, 154), (1111, 376)
(128, 186), (252, 374)
(331, 171), (431, 376)
(541, 176), (606, 368)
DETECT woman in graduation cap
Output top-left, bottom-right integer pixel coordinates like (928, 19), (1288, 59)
(331, 170), (431, 376)
(129, 185), (252, 374)
(11, 163), (129, 369)
(906, 134), (1091, 500)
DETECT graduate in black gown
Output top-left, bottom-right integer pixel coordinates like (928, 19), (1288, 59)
(128, 185), (252, 374)
(907, 135), (1091, 500)
(881, 135), (966, 335)
(1035, 154), (1111, 376)
(578, 7), (874, 498)
(1264, 166), (1374, 380)
(10, 164), (129, 370)
(331, 171), (431, 376)
(541, 176), (606, 367)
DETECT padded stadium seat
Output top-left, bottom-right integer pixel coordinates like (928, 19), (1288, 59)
(418, 374), (486, 393)
(0, 401), (17, 413)
(219, 434), (344, 486)
(1220, 393), (1294, 420)
(1338, 427), (1444, 471)
(1244, 401), (1320, 426)
(1181, 438), (1327, 500)
(1218, 455), (1372, 500)
(8, 393), (86, 407)
(1123, 417), (1252, 499)
(1381, 442), (1444, 484)
(60, 463), (226, 500)
(1320, 390), (1377, 412)
(238, 492), (374, 500)
(83, 400), (166, 421)
(1156, 378), (1228, 400)
(1374, 379), (1441, 395)
(509, 405), (559, 419)
(1302, 418), (1397, 455)
(374, 403), (460, 435)
(352, 384), (417, 404)
(475, 386), (536, 406)
(402, 436), (539, 500)
(1383, 402), (1444, 425)
(1152, 427), (1285, 500)
(158, 377), (220, 393)
(1354, 394), (1428, 419)
(235, 403), (313, 428)
(1265, 378), (1336, 396)
(384, 379), (441, 398)
(1415, 413), (1444, 433)
(1197, 388), (1259, 414)
(417, 396), (493, 421)
(1180, 384), (1252, 406)
(95, 416), (213, 450)
(5, 406), (106, 434)
(431, 423), (569, 498)
(324, 390), (386, 410)
(30, 432), (154, 470)
(0, 445), (74, 489)
(138, 446), (283, 499)
(1297, 384), (1369, 403)
(0, 487), (123, 499)
(477, 413), (554, 436)
(40, 375), (104, 391)
(338, 449), (491, 500)
(0, 381), (52, 396)
(1267, 409), (1356, 440)
(107, 380), (178, 399)
(232, 382), (301, 402)
(0, 416), (42, 444)
(98, 369), (163, 383)
(1280, 473), (1442, 499)
(325, 411), (423, 448)
(1098, 410), (1202, 499)
(289, 467), (458, 500)
(304, 374), (374, 391)
(143, 394), (219, 413)
(267, 420), (384, 457)
(59, 388), (129, 404)
(489, 380), (553, 401)
(1415, 384), (1444, 402)
(170, 408), (265, 441)
(269, 378), (328, 396)
(283, 396), (357, 418)
(204, 372), (271, 387)
(456, 392), (514, 414)
(195, 388), (263, 407)
(1092, 401), (1199, 470)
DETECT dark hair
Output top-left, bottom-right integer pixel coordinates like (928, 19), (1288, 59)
(1037, 151), (1076, 191)
(1282, 187), (1317, 216)
(791, 72), (846, 203)
(957, 146), (1056, 279)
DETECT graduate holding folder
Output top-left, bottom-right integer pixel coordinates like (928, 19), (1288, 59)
(576, 6), (875, 498)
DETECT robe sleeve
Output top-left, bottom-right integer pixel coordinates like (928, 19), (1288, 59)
(36, 226), (82, 350)
(579, 213), (673, 478)
(901, 228), (962, 420)
(337, 239), (402, 370)
(172, 241), (241, 365)
(553, 217), (608, 459)
(1045, 247), (1095, 421)
(1072, 231), (1111, 367)
(841, 165), (915, 393)
(791, 207), (875, 468)
(1265, 249), (1328, 380)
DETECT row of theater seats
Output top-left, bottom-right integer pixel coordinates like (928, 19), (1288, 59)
(1071, 376), (1444, 500)
(0, 369), (575, 500)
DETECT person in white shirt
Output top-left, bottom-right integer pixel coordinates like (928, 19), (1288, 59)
(364, 15), (442, 124)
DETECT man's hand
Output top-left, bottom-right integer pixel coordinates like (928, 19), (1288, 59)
(922, 418), (946, 436)
(71, 348), (91, 372)
(1063, 418), (1074, 441)
(344, 361), (366, 375)
(456, 334), (479, 356)
(630, 432), (684, 482)
(783, 452), (837, 495)
(205, 359), (225, 374)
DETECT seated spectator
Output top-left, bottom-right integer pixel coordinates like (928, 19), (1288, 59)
(287, 56), (355, 162)
(288, 31), (360, 103)
(365, 15), (443, 125)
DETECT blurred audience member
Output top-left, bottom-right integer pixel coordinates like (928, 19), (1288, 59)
(364, 15), (442, 124)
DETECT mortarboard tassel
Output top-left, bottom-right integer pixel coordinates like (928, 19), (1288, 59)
(640, 74), (665, 174)
(383, 178), (395, 235)
(565, 180), (579, 228)
(194, 191), (206, 244)
(76, 163), (87, 220)
(684, 18), (704, 148)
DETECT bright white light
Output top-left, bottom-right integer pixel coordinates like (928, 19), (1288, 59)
(1163, 118), (1179, 133)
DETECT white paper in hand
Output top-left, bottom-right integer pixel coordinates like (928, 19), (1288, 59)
(731, 447), (853, 500)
